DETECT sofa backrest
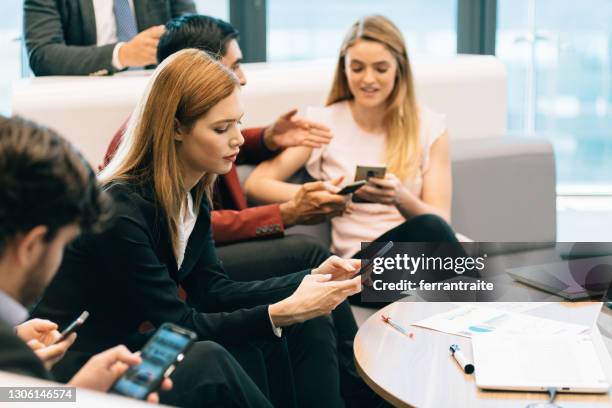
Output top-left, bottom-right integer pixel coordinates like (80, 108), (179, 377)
(240, 55), (507, 140)
(12, 55), (507, 166)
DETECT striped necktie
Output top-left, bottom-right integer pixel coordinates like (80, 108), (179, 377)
(113, 0), (138, 42)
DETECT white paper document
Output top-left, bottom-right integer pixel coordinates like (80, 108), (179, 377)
(413, 305), (589, 338)
(450, 302), (552, 313)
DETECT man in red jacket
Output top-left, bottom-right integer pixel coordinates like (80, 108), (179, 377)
(103, 16), (380, 406)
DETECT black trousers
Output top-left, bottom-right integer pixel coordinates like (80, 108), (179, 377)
(353, 214), (458, 256)
(217, 234), (381, 407)
(53, 318), (342, 407)
(52, 343), (274, 408)
(350, 214), (459, 307)
(159, 341), (273, 408)
(162, 316), (344, 408)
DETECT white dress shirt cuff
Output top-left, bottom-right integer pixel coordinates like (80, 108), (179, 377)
(112, 42), (126, 70)
(268, 306), (282, 338)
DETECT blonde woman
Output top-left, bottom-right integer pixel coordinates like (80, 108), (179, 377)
(32, 49), (363, 407)
(246, 15), (458, 263)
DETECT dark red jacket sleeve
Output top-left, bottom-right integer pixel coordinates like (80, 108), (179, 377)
(237, 127), (280, 165)
(211, 126), (288, 244)
(212, 204), (285, 244)
(101, 117), (129, 170)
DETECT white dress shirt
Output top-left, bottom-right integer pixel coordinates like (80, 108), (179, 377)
(0, 289), (28, 327)
(174, 193), (197, 270)
(91, 0), (135, 70)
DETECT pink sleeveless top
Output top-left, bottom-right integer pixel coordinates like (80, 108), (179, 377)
(305, 101), (446, 257)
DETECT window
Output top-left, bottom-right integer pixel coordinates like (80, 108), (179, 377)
(267, 0), (457, 61)
(194, 0), (229, 21)
(0, 1), (23, 115)
(497, 0), (612, 192)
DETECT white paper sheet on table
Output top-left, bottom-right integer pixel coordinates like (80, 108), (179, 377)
(450, 302), (553, 313)
(413, 305), (589, 338)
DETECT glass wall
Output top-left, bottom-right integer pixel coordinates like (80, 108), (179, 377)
(497, 0), (612, 191)
(195, 0), (229, 21)
(267, 0), (457, 61)
(0, 2), (23, 115)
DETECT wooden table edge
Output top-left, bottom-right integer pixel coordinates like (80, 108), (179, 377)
(354, 349), (415, 408)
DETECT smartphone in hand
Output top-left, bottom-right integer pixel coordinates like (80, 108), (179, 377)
(111, 323), (196, 400)
(336, 180), (366, 195)
(352, 241), (394, 278)
(55, 311), (89, 343)
(353, 165), (387, 203)
(354, 164), (387, 182)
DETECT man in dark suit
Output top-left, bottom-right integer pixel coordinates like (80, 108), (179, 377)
(0, 115), (272, 407)
(23, 0), (196, 76)
(0, 114), (159, 393)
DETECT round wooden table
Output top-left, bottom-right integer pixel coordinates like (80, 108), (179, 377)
(354, 302), (612, 408)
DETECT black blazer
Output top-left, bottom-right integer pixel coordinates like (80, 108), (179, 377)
(24, 0), (196, 76)
(0, 320), (50, 380)
(32, 182), (307, 358)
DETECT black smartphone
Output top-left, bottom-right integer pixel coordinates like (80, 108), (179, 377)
(336, 180), (367, 195)
(111, 323), (196, 400)
(56, 311), (89, 343)
(352, 241), (395, 278)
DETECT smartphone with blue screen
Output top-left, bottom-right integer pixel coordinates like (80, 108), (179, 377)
(111, 323), (196, 400)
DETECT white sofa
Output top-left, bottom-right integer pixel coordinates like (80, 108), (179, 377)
(11, 55), (556, 243)
(12, 55), (506, 165)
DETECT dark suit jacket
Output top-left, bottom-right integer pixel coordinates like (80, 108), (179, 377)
(24, 0), (196, 76)
(103, 120), (286, 244)
(31, 182), (306, 360)
(0, 320), (50, 380)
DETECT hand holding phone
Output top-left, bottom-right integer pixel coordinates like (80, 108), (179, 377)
(55, 311), (89, 344)
(111, 323), (196, 400)
(354, 164), (387, 182)
(353, 165), (387, 203)
(68, 344), (172, 399)
(352, 241), (394, 278)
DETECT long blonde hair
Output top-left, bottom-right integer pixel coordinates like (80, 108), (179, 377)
(327, 15), (420, 180)
(99, 49), (239, 246)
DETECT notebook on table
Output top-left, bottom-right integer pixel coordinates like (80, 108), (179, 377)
(471, 333), (610, 393)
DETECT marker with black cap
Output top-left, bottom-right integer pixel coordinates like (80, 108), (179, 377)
(450, 344), (475, 374)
